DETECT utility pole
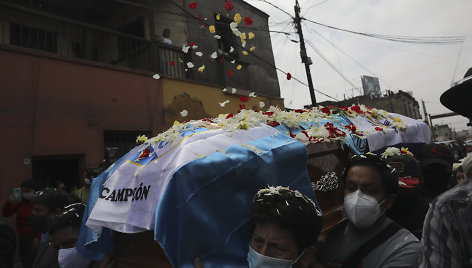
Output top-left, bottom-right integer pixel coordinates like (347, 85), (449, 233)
(294, 0), (317, 106)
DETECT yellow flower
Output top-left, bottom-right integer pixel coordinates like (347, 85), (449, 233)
(234, 13), (242, 24)
(400, 147), (414, 156)
(173, 121), (180, 126)
(216, 14), (220, 20)
(240, 32), (246, 43)
(242, 50), (248, 55)
(198, 65), (205, 73)
(248, 32), (255, 39)
(237, 64), (242, 70)
(250, 47), (256, 52)
(238, 120), (249, 129)
(209, 25), (216, 33)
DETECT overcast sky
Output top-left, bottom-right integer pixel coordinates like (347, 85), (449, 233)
(244, 0), (472, 131)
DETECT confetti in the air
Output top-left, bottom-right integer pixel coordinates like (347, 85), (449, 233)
(222, 88), (228, 92)
(216, 14), (221, 20)
(231, 60), (235, 64)
(187, 62), (195, 68)
(229, 46), (235, 53)
(248, 32), (255, 39)
(180, 110), (188, 117)
(170, 60), (175, 66)
(249, 92), (257, 97)
(232, 88), (237, 94)
(152, 74), (160, 79)
(259, 101), (265, 108)
(225, 1), (234, 11)
(240, 96), (249, 102)
(228, 70), (233, 78)
(234, 13), (242, 24)
(214, 35), (221, 39)
(198, 65), (205, 72)
(209, 25), (216, 33)
(210, 52), (217, 59)
(195, 51), (203, 57)
(219, 100), (230, 107)
(242, 51), (248, 55)
(230, 22), (238, 30)
(250, 47), (256, 52)
(286, 73), (292, 80)
(242, 41), (246, 47)
(237, 64), (242, 70)
(188, 2), (197, 9)
(182, 46), (190, 53)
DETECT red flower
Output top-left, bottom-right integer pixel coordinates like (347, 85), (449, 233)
(228, 70), (233, 78)
(244, 17), (253, 26)
(344, 123), (357, 133)
(350, 105), (363, 114)
(189, 42), (196, 47)
(321, 107), (331, 115)
(226, 113), (234, 119)
(188, 2), (197, 9)
(295, 109), (305, 113)
(239, 96), (249, 102)
(340, 106), (348, 111)
(169, 60), (175, 66)
(375, 127), (384, 131)
(267, 121), (280, 127)
(138, 148), (151, 159)
(239, 104), (245, 109)
(225, 1), (234, 11)
(286, 72), (292, 80)
(263, 112), (274, 116)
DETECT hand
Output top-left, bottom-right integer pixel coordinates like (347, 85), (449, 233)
(9, 194), (19, 202)
(193, 257), (204, 268)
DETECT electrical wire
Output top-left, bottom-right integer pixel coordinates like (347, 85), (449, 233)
(164, 0), (339, 101)
(302, 0), (332, 15)
(246, 0), (294, 18)
(302, 17), (465, 44)
(305, 39), (358, 89)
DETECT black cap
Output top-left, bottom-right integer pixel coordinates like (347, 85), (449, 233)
(418, 143), (453, 169)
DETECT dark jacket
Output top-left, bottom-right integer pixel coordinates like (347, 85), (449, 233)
(32, 235), (59, 268)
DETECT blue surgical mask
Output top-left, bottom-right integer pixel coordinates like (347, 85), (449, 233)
(29, 214), (46, 233)
(247, 246), (304, 268)
(58, 247), (92, 268)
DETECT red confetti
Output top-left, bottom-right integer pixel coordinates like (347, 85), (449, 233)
(350, 105), (364, 114)
(286, 73), (292, 80)
(239, 96), (249, 102)
(138, 148), (151, 159)
(188, 2), (197, 9)
(225, 1), (234, 11)
(239, 104), (245, 109)
(375, 127), (384, 131)
(169, 60), (175, 66)
(244, 17), (253, 26)
(219, 56), (225, 64)
(267, 121), (280, 127)
(189, 42), (196, 47)
(196, 15), (202, 22)
(226, 113), (234, 119)
(321, 107), (331, 115)
(262, 112), (274, 116)
(228, 70), (233, 78)
(295, 109), (305, 113)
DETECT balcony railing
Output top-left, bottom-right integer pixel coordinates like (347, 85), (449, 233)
(0, 2), (249, 88)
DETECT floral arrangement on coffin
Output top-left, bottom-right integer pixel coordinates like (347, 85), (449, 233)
(138, 105), (409, 149)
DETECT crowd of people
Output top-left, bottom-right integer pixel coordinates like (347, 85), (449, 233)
(1, 141), (471, 268)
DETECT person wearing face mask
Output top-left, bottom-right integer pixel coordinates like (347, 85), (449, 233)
(318, 153), (420, 268)
(418, 143), (454, 200)
(30, 188), (74, 268)
(75, 168), (98, 204)
(2, 179), (41, 268)
(248, 186), (323, 268)
(50, 203), (98, 268)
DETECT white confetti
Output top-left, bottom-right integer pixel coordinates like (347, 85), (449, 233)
(230, 22), (238, 30)
(232, 88), (237, 94)
(210, 52), (217, 59)
(192, 45), (198, 49)
(249, 92), (257, 97)
(214, 35), (221, 39)
(195, 51), (203, 57)
(232, 29), (242, 36)
(219, 100), (230, 107)
(231, 60), (235, 64)
(187, 62), (195, 68)
(180, 110), (188, 117)
(229, 46), (235, 53)
(182, 46), (190, 53)
(222, 88), (228, 92)
(259, 101), (265, 108)
(242, 41), (246, 47)
(152, 74), (160, 79)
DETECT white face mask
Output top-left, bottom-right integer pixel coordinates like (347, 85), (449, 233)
(22, 192), (34, 200)
(58, 247), (92, 268)
(344, 190), (385, 228)
(247, 246), (304, 268)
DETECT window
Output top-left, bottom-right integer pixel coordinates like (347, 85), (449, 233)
(104, 130), (152, 160)
(10, 23), (57, 53)
(214, 15), (238, 59)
